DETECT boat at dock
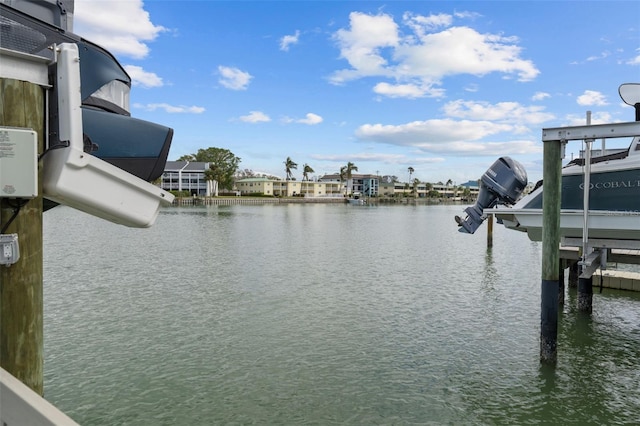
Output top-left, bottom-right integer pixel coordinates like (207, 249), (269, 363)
(492, 133), (640, 242)
(456, 83), (640, 244)
(347, 193), (366, 205)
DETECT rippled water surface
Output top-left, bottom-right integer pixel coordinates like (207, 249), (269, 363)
(43, 204), (640, 425)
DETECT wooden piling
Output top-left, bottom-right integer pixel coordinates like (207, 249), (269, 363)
(577, 277), (593, 313)
(540, 139), (562, 363)
(568, 261), (579, 288)
(0, 78), (45, 394)
(487, 213), (493, 248)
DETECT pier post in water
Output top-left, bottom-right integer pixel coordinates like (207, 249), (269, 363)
(540, 138), (562, 363)
(577, 277), (593, 313)
(486, 214), (493, 248)
(568, 261), (579, 288)
(0, 78), (45, 394)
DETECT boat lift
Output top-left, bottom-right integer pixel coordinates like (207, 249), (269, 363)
(543, 85), (640, 279)
(537, 84), (640, 362)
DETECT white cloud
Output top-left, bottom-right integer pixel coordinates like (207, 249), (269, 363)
(576, 90), (608, 106)
(403, 11), (452, 35)
(297, 113), (323, 125)
(282, 113), (323, 125)
(280, 30), (300, 51)
(312, 152), (445, 164)
(74, 0), (166, 59)
(124, 65), (163, 88)
(532, 92), (550, 101)
(413, 140), (541, 156)
(373, 82), (443, 99)
(354, 117), (542, 157)
(330, 12), (539, 98)
(442, 100), (555, 125)
(356, 119), (513, 146)
(626, 50), (640, 65)
(331, 12), (399, 81)
(586, 51), (610, 62)
(239, 111), (271, 123)
(564, 111), (615, 126)
(218, 66), (253, 90)
(135, 103), (205, 114)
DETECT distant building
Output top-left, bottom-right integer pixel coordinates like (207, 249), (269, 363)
(318, 173), (379, 196)
(236, 177), (343, 197)
(161, 162), (478, 199)
(161, 161), (209, 196)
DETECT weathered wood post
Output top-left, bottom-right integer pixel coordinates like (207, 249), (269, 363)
(540, 138), (562, 363)
(577, 276), (593, 313)
(0, 77), (45, 394)
(486, 213), (493, 248)
(568, 261), (579, 288)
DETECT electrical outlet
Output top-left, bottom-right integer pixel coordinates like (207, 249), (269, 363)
(0, 234), (19, 266)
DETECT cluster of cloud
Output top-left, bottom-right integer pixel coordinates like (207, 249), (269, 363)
(329, 11), (540, 99)
(133, 103), (205, 114)
(72, 1), (636, 166)
(238, 111), (324, 125)
(280, 30), (301, 51)
(218, 66), (253, 91)
(74, 0), (165, 60)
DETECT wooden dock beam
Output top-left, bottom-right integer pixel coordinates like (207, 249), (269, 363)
(0, 78), (45, 395)
(540, 139), (562, 363)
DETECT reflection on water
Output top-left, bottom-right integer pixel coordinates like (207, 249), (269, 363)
(43, 204), (640, 425)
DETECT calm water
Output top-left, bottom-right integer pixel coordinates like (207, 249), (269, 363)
(43, 204), (640, 425)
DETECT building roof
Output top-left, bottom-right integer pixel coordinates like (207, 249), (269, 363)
(460, 180), (480, 188)
(164, 161), (208, 172)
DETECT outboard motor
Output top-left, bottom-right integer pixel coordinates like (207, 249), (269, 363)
(456, 157), (527, 234)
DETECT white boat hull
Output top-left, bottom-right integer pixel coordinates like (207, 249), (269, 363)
(492, 208), (640, 242)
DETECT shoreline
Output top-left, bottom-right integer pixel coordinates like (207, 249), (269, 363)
(171, 196), (470, 206)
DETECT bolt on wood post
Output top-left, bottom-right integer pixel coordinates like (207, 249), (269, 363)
(0, 78), (45, 395)
(540, 140), (562, 364)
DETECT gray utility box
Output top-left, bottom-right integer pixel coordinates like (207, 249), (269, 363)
(0, 127), (38, 198)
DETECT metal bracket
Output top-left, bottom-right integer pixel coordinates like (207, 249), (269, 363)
(579, 249), (606, 279)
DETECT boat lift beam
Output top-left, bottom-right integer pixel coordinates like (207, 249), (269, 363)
(542, 121), (640, 143)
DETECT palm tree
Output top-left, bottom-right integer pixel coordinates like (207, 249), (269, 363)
(339, 165), (347, 196)
(344, 161), (358, 196)
(302, 163), (314, 196)
(408, 166), (414, 182)
(425, 182), (433, 198)
(302, 164), (314, 181)
(412, 178), (420, 198)
(203, 165), (219, 196)
(284, 157), (298, 181)
(446, 178), (453, 198)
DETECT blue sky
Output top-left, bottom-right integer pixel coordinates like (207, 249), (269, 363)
(73, 1), (640, 184)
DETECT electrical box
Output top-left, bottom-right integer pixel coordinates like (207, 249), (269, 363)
(0, 234), (20, 266)
(0, 127), (38, 198)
